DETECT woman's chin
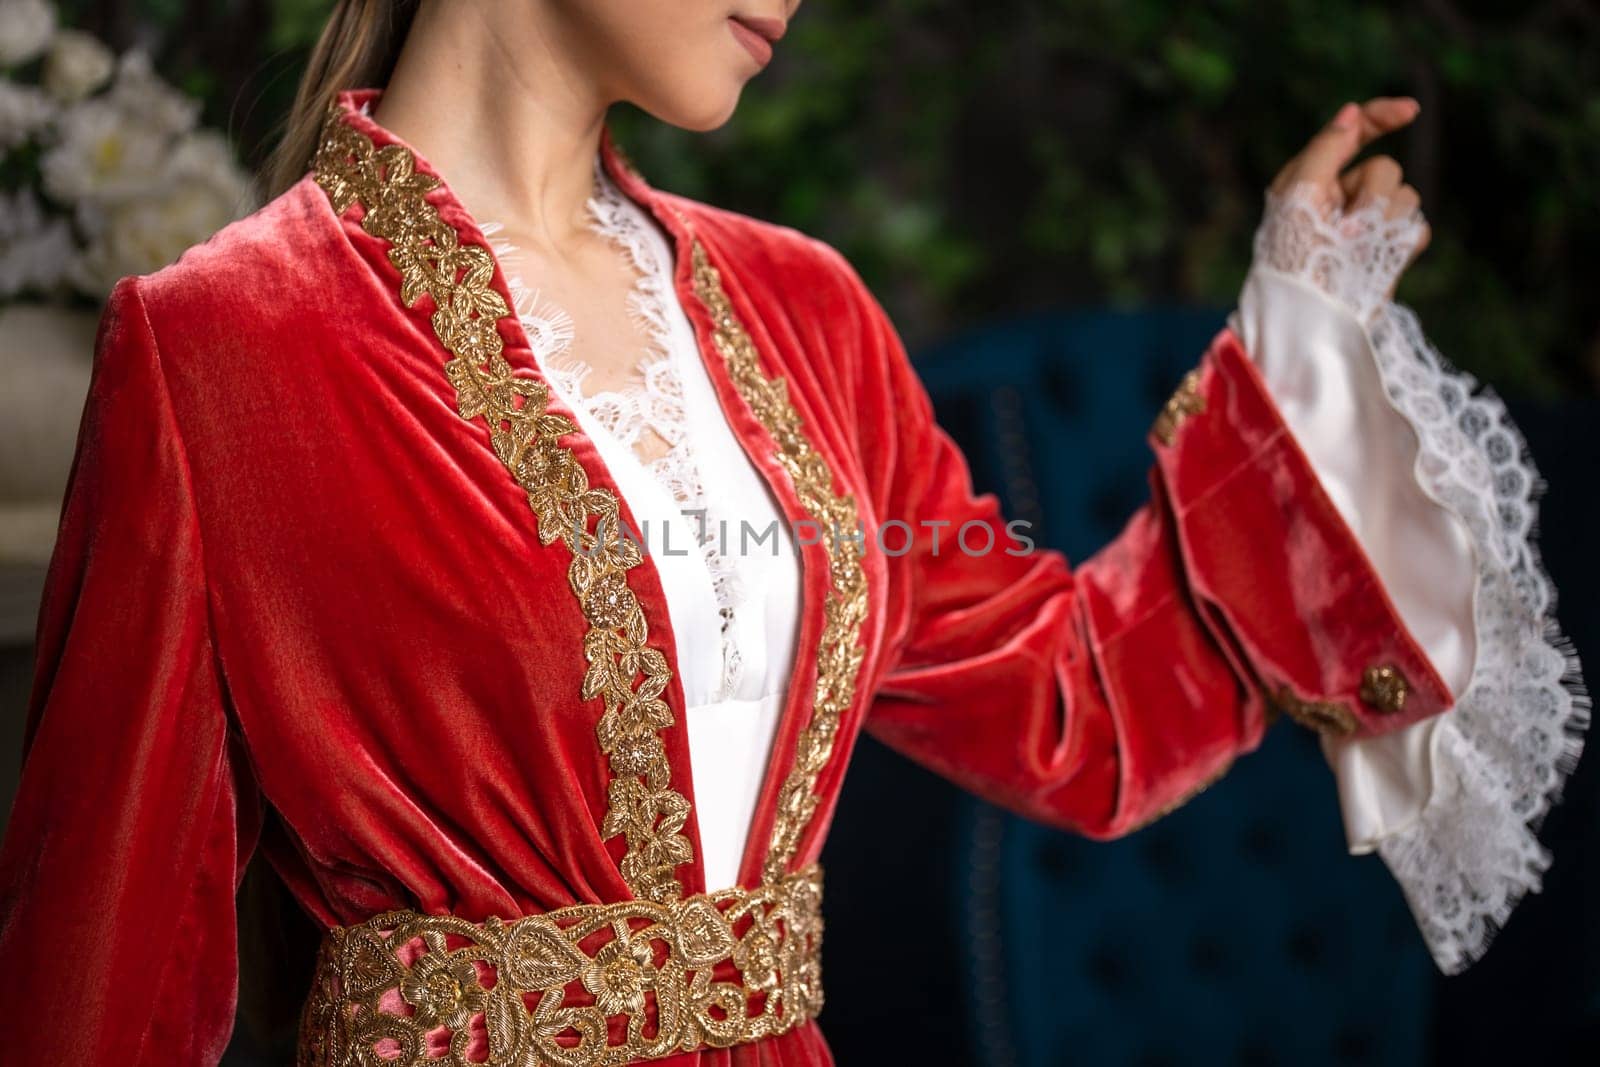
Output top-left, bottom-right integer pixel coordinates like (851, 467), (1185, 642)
(655, 94), (743, 134)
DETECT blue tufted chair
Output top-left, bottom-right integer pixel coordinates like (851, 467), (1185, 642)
(913, 309), (1435, 1067)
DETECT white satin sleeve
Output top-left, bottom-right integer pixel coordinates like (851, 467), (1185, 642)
(1227, 182), (1589, 974)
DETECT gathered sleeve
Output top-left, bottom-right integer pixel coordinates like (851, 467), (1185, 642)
(842, 240), (1458, 845)
(1228, 182), (1588, 973)
(0, 277), (263, 1062)
(841, 177), (1586, 975)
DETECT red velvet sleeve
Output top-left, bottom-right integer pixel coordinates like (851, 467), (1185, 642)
(0, 278), (262, 1062)
(848, 271), (1455, 840)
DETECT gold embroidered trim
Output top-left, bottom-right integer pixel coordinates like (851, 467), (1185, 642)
(1152, 368), (1206, 445)
(690, 242), (869, 885)
(313, 105), (692, 904)
(295, 865), (825, 1067)
(1359, 663), (1409, 713)
(1271, 684), (1358, 737)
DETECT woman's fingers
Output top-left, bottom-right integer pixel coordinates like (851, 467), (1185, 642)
(1351, 154), (1404, 208)
(1388, 183), (1422, 221)
(1266, 95), (1429, 301)
(1337, 160), (1423, 220)
(1356, 97), (1422, 140)
(1274, 96), (1421, 192)
(1272, 105), (1360, 193)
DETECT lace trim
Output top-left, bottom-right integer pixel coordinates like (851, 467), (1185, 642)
(1254, 181), (1591, 973)
(483, 161), (746, 702)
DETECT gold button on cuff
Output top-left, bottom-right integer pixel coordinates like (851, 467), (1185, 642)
(1271, 685), (1358, 738)
(1360, 664), (1409, 714)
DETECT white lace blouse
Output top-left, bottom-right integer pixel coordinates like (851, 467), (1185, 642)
(482, 163), (805, 900)
(481, 158), (1584, 976)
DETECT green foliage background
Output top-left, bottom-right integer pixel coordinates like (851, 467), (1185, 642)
(65, 0), (1600, 397)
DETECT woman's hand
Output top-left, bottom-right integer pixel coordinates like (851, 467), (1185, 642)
(1269, 98), (1431, 296)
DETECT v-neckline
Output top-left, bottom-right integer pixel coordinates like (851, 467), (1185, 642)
(482, 159), (681, 471)
(482, 175), (736, 709)
(328, 88), (828, 897)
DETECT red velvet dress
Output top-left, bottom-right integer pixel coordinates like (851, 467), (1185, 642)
(0, 90), (1468, 1064)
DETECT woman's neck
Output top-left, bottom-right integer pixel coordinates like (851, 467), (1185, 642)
(373, 0), (614, 250)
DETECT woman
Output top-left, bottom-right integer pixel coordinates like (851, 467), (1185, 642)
(0, 1), (1585, 1064)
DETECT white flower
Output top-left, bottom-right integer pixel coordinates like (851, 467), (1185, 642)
(0, 76), (55, 151)
(42, 29), (113, 102)
(40, 95), (169, 203)
(0, 188), (74, 297)
(169, 128), (258, 215)
(0, 0), (55, 67)
(105, 50), (199, 137)
(3, 36), (255, 301)
(71, 170), (249, 297)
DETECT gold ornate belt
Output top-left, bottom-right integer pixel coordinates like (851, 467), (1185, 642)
(296, 864), (824, 1066)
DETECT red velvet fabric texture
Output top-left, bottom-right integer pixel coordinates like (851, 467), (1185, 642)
(0, 90), (1453, 1065)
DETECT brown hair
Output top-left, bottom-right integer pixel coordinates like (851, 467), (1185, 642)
(262, 0), (420, 198)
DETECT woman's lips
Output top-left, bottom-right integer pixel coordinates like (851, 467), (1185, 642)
(728, 15), (781, 66)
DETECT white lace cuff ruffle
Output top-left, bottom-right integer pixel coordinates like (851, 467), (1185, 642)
(1232, 182), (1590, 974)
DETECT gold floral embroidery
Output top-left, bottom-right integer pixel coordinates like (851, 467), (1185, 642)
(1359, 663), (1409, 713)
(1152, 368), (1206, 445)
(295, 865), (826, 1067)
(1271, 683), (1359, 737)
(690, 242), (870, 886)
(313, 105), (691, 904)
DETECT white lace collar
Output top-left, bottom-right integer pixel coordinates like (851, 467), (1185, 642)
(481, 161), (750, 704)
